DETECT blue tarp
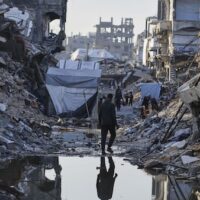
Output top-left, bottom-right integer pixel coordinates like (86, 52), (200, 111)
(140, 83), (161, 100)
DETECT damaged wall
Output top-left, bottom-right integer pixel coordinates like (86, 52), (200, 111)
(149, 0), (200, 81)
(5, 0), (68, 44)
(95, 18), (134, 60)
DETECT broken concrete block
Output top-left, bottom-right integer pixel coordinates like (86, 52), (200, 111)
(170, 128), (191, 141)
(0, 135), (14, 146)
(171, 140), (187, 149)
(174, 128), (191, 138)
(0, 56), (6, 66)
(0, 103), (7, 112)
(19, 121), (32, 133)
(144, 159), (163, 169)
(181, 155), (200, 165)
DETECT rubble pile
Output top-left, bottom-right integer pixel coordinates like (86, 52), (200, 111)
(0, 1), (66, 156)
(117, 93), (200, 178)
(0, 59), (62, 155)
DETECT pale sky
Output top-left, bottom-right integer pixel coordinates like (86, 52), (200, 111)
(66, 0), (158, 38)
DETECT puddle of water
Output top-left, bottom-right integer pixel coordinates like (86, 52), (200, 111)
(0, 156), (197, 200)
(46, 157), (152, 200)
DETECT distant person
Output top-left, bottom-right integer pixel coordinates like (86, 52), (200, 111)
(98, 98), (103, 114)
(151, 98), (159, 112)
(128, 92), (133, 106)
(115, 86), (122, 111)
(96, 156), (118, 200)
(124, 92), (129, 106)
(141, 96), (150, 118)
(99, 94), (119, 155)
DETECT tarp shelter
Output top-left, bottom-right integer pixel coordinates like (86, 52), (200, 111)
(57, 59), (100, 70)
(46, 67), (101, 117)
(71, 48), (115, 61)
(139, 82), (161, 100)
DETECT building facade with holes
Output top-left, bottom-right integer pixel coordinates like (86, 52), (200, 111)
(5, 0), (68, 44)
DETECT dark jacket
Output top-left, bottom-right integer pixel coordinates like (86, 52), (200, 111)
(99, 100), (117, 126)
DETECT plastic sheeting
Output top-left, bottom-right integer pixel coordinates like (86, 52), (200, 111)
(46, 86), (97, 115)
(57, 60), (100, 70)
(46, 67), (101, 115)
(71, 48), (115, 61)
(46, 67), (101, 88)
(139, 83), (161, 100)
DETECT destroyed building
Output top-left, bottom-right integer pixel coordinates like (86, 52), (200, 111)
(142, 0), (200, 81)
(134, 31), (145, 67)
(143, 16), (158, 68)
(4, 0), (68, 49)
(95, 17), (134, 60)
(67, 33), (96, 53)
(156, 0), (200, 81)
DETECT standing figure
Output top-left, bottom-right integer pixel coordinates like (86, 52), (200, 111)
(96, 156), (118, 200)
(124, 92), (129, 106)
(128, 92), (133, 106)
(99, 94), (119, 155)
(151, 98), (159, 112)
(141, 96), (150, 118)
(115, 86), (122, 111)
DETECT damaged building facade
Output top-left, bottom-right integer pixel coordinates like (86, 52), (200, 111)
(95, 17), (134, 60)
(141, 0), (200, 81)
(134, 31), (145, 67)
(67, 33), (96, 53)
(5, 0), (68, 47)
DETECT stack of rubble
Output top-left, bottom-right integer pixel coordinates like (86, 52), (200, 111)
(0, 1), (64, 156)
(118, 88), (200, 179)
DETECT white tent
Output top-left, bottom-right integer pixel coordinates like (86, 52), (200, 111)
(71, 48), (115, 61)
(46, 67), (101, 116)
(57, 60), (100, 70)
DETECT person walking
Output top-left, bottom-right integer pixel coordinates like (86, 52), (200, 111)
(115, 86), (122, 111)
(99, 94), (119, 155)
(124, 92), (129, 106)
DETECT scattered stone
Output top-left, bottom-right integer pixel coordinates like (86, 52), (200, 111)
(0, 103), (7, 112)
(181, 155), (200, 165)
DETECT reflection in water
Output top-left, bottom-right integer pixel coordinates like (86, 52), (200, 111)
(0, 156), (152, 200)
(96, 156), (118, 200)
(0, 157), (62, 200)
(152, 175), (200, 200)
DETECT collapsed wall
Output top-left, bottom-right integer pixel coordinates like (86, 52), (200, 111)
(4, 0), (68, 46)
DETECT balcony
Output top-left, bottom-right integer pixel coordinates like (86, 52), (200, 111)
(155, 21), (172, 35)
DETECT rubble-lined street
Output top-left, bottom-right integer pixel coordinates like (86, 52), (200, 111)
(1, 0), (200, 199)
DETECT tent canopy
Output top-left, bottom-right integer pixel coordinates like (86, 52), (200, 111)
(57, 59), (100, 70)
(71, 48), (115, 61)
(46, 67), (101, 116)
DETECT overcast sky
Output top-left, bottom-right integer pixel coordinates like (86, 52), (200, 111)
(66, 0), (158, 38)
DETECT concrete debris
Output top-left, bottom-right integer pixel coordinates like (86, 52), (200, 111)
(170, 140), (187, 149)
(0, 103), (7, 112)
(0, 0), (70, 157)
(181, 156), (200, 165)
(0, 0), (200, 190)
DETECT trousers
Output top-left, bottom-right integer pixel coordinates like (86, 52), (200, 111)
(101, 125), (116, 152)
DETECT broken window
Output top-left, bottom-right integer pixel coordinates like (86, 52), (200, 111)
(50, 19), (61, 35)
(44, 12), (61, 38)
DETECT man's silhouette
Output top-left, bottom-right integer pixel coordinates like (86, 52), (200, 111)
(96, 156), (118, 200)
